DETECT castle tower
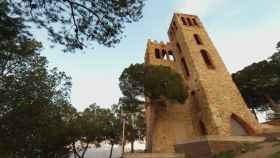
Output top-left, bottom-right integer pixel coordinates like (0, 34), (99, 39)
(144, 13), (262, 153)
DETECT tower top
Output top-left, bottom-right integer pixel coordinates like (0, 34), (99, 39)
(168, 13), (201, 41)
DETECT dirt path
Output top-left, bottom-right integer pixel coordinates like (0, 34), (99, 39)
(237, 142), (280, 158)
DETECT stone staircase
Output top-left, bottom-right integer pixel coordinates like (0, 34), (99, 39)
(124, 153), (185, 158)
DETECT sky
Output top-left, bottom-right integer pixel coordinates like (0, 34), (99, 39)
(33, 0), (280, 110)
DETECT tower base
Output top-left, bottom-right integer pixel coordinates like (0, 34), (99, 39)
(175, 135), (266, 158)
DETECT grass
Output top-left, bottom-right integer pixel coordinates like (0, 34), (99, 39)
(268, 151), (280, 158)
(213, 151), (235, 158)
(238, 143), (262, 153)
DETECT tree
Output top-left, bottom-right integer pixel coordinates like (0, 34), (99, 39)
(104, 105), (122, 158)
(117, 97), (145, 153)
(7, 0), (146, 52)
(119, 63), (188, 152)
(68, 103), (122, 158)
(232, 42), (280, 114)
(119, 63), (188, 104)
(0, 51), (73, 158)
(0, 3), (73, 157)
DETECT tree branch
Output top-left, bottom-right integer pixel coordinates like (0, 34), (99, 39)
(68, 0), (79, 42)
(65, 0), (101, 23)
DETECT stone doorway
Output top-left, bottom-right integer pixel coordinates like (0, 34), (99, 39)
(230, 114), (249, 136)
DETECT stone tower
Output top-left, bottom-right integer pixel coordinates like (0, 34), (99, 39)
(144, 13), (262, 153)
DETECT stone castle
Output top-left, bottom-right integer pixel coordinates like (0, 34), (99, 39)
(144, 13), (263, 153)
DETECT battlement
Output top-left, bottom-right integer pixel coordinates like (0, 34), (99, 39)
(145, 39), (176, 67)
(147, 39), (172, 47)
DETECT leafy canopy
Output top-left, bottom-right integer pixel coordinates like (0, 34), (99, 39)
(119, 63), (188, 104)
(0, 45), (73, 158)
(0, 4), (73, 157)
(232, 43), (280, 111)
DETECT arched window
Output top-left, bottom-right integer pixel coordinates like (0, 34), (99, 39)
(194, 34), (203, 45)
(230, 114), (251, 136)
(168, 51), (176, 61)
(192, 18), (198, 26)
(162, 49), (168, 60)
(181, 17), (187, 26)
(155, 49), (161, 59)
(187, 18), (192, 26)
(181, 58), (190, 78)
(200, 50), (215, 69)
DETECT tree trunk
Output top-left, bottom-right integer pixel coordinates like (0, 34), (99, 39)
(72, 142), (82, 158)
(81, 142), (89, 158)
(131, 141), (134, 153)
(265, 94), (280, 113)
(109, 143), (114, 158)
(147, 102), (156, 152)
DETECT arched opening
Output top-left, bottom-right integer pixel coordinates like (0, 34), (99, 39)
(187, 18), (192, 26)
(162, 49), (168, 60)
(199, 120), (208, 135)
(192, 18), (198, 26)
(194, 34), (203, 45)
(181, 17), (187, 26)
(155, 48), (161, 59)
(168, 51), (175, 61)
(230, 114), (253, 136)
(200, 49), (215, 69)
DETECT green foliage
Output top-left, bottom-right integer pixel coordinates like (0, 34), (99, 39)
(119, 63), (187, 152)
(119, 63), (188, 105)
(0, 47), (73, 158)
(268, 151), (280, 158)
(68, 103), (123, 158)
(214, 151), (235, 158)
(232, 43), (280, 111)
(115, 97), (145, 152)
(0, 4), (73, 157)
(277, 41), (280, 51)
(0, 1), (40, 57)
(6, 0), (145, 52)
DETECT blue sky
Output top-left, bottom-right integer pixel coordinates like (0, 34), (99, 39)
(33, 0), (280, 110)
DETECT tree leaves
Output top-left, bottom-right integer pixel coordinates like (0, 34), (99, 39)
(7, 0), (146, 52)
(232, 43), (280, 111)
(119, 63), (188, 105)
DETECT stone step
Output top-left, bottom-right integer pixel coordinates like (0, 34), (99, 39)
(124, 153), (185, 158)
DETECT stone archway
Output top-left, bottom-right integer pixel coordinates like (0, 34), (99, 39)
(230, 114), (253, 136)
